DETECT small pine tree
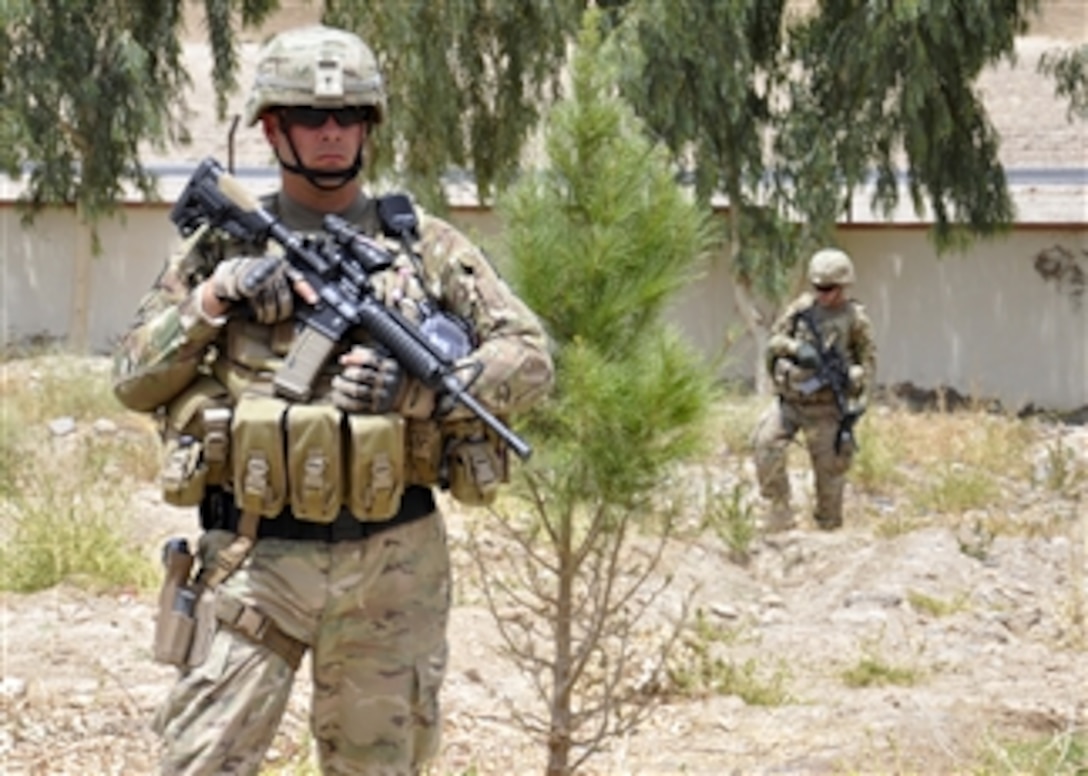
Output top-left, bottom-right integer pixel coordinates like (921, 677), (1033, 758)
(478, 11), (718, 775)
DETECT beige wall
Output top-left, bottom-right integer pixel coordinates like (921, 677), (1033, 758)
(786, 0), (1086, 39)
(0, 205), (179, 352)
(3, 205), (1085, 412)
(843, 228), (1087, 411)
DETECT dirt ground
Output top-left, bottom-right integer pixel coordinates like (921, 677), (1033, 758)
(1, 433), (1086, 775)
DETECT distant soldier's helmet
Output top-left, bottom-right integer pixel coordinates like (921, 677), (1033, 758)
(808, 248), (855, 286)
(243, 25), (386, 127)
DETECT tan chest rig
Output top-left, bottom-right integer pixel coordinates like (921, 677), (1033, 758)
(773, 301), (857, 404)
(159, 202), (506, 525)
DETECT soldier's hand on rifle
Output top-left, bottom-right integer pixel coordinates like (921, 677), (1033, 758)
(846, 398), (867, 418)
(210, 255), (316, 324)
(847, 365), (866, 395)
(792, 340), (821, 369)
(331, 346), (437, 418)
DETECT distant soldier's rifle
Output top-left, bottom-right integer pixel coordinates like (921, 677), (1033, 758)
(794, 308), (862, 455)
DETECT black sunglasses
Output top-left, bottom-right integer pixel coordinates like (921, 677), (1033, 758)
(813, 284), (840, 293)
(278, 106), (375, 129)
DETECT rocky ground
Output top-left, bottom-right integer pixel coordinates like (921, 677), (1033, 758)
(0, 360), (1085, 774)
(3, 491), (1086, 774)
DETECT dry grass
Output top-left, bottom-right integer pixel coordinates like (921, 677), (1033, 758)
(0, 353), (161, 592)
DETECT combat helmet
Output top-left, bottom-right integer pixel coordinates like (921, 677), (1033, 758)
(243, 25), (386, 127)
(808, 248), (855, 286)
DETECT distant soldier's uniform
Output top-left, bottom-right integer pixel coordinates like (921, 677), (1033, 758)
(113, 25), (553, 776)
(752, 249), (876, 531)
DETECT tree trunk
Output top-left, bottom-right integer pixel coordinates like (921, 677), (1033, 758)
(547, 513), (575, 775)
(725, 209), (773, 395)
(68, 207), (93, 354)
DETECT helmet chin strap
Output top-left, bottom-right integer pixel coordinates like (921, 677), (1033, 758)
(276, 132), (364, 191)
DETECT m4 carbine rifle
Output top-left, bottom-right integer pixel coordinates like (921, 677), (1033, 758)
(794, 308), (862, 455)
(170, 156), (532, 460)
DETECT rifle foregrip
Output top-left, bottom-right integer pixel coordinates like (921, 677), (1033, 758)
(355, 301), (534, 460)
(275, 328), (338, 402)
(355, 301), (445, 384)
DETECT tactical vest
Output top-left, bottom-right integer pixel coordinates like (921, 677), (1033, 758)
(158, 192), (506, 523)
(772, 299), (859, 404)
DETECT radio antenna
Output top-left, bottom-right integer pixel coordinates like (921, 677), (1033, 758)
(227, 115), (240, 173)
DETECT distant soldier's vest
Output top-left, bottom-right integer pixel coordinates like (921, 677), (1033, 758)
(773, 300), (858, 404)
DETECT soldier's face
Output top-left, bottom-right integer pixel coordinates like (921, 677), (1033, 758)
(813, 284), (844, 307)
(263, 108), (369, 171)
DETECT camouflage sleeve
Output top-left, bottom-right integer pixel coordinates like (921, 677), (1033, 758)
(415, 213), (554, 415)
(111, 226), (225, 413)
(765, 294), (812, 362)
(849, 301), (878, 405)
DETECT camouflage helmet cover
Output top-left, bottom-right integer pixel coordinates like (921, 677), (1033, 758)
(808, 248), (855, 286)
(243, 25), (386, 126)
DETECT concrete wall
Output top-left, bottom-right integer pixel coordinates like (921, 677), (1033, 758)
(844, 228), (1086, 411)
(1, 205), (178, 353)
(3, 204), (1085, 412)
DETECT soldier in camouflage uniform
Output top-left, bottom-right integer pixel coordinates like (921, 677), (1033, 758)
(112, 25), (553, 776)
(752, 248), (876, 532)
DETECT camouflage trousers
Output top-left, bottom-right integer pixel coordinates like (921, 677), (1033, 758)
(153, 511), (452, 776)
(751, 398), (854, 528)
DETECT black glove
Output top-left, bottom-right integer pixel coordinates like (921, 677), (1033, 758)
(330, 346), (438, 417)
(793, 341), (821, 369)
(211, 255), (294, 324)
(330, 346), (406, 414)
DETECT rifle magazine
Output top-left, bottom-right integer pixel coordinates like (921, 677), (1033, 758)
(275, 328), (338, 402)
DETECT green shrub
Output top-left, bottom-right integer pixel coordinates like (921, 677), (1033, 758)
(0, 483), (157, 593)
(841, 656), (921, 688)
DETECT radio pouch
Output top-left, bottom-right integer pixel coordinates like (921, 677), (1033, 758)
(159, 376), (231, 506)
(445, 420), (507, 507)
(346, 413), (406, 521)
(160, 436), (207, 507)
(286, 404), (343, 523)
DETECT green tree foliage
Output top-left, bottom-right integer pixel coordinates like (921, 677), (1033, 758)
(784, 0), (1039, 249)
(483, 12), (717, 774)
(322, 0), (582, 211)
(1040, 43), (1088, 121)
(0, 0), (277, 225)
(608, 0), (1040, 391)
(612, 0), (799, 308)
